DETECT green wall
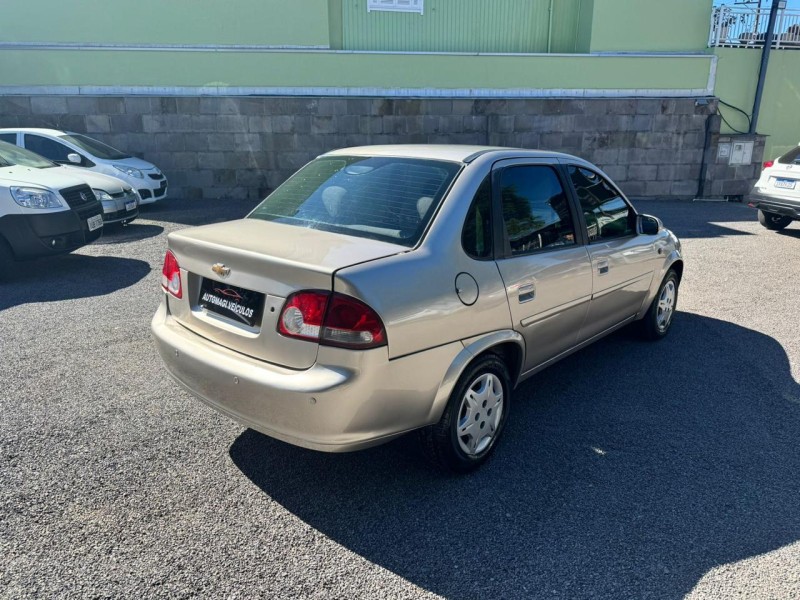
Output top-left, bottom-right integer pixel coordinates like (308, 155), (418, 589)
(341, 0), (582, 53)
(0, 0), (330, 46)
(0, 49), (713, 92)
(713, 48), (800, 160)
(585, 0), (713, 52)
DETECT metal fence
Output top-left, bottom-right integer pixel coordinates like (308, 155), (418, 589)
(709, 5), (800, 48)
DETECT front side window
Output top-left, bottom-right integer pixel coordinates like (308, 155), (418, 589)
(249, 155), (461, 247)
(462, 176), (492, 259)
(569, 166), (635, 242)
(0, 133), (16, 144)
(24, 134), (72, 163)
(500, 165), (576, 256)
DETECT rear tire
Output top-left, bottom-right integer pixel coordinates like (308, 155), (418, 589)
(419, 354), (510, 473)
(638, 269), (679, 341)
(758, 210), (791, 231)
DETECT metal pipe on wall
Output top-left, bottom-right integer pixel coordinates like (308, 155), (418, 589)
(547, 0), (555, 53)
(751, 0), (782, 133)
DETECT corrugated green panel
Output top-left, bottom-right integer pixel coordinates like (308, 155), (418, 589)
(342, 0), (579, 53)
(0, 0), (330, 46)
(550, 0), (582, 53)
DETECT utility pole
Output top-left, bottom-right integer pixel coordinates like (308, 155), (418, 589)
(750, 0), (782, 133)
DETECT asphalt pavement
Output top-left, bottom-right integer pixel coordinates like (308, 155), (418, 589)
(1, 198), (799, 599)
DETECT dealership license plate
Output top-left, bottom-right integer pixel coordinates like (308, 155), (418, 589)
(125, 201), (137, 211)
(198, 278), (265, 328)
(87, 214), (103, 231)
(774, 178), (796, 190)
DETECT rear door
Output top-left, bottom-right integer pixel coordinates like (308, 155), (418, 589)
(565, 165), (657, 341)
(492, 159), (592, 373)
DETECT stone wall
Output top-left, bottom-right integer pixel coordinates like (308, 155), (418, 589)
(0, 95), (745, 201)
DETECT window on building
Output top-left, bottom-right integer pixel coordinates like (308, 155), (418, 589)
(500, 166), (576, 256)
(568, 166), (636, 242)
(367, 0), (424, 14)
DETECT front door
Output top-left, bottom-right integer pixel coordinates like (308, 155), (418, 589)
(493, 160), (593, 373)
(566, 165), (658, 340)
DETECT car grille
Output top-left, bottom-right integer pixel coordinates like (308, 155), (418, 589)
(139, 189), (152, 199)
(148, 173), (165, 180)
(59, 185), (97, 209)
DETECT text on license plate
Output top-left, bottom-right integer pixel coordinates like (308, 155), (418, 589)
(198, 278), (265, 328)
(125, 201), (137, 211)
(774, 178), (796, 190)
(87, 214), (103, 231)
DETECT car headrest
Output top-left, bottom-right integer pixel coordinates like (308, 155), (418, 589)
(417, 196), (434, 219)
(322, 186), (347, 217)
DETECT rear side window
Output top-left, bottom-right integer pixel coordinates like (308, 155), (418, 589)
(779, 146), (800, 165)
(462, 176), (492, 259)
(0, 133), (16, 144)
(24, 134), (72, 162)
(249, 155), (461, 247)
(568, 166), (635, 242)
(499, 165), (576, 256)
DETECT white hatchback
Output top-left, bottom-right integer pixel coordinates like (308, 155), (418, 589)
(749, 145), (800, 230)
(0, 128), (167, 205)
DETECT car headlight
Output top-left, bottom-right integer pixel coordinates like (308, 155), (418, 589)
(113, 164), (144, 179)
(10, 187), (63, 209)
(93, 189), (113, 201)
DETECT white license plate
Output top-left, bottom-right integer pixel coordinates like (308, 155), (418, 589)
(774, 178), (796, 190)
(87, 214), (103, 231)
(125, 201), (137, 211)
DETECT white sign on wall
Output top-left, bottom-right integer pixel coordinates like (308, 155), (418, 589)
(367, 0), (424, 14)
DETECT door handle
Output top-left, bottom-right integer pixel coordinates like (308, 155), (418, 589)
(596, 259), (609, 275)
(518, 283), (535, 303)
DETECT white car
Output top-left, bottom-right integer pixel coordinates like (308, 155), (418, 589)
(749, 144), (800, 230)
(0, 142), (139, 226)
(0, 128), (167, 205)
(0, 144), (105, 269)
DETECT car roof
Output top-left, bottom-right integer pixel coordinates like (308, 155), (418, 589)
(0, 127), (69, 136)
(322, 144), (582, 164)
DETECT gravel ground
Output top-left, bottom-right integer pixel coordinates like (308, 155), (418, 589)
(1, 198), (799, 599)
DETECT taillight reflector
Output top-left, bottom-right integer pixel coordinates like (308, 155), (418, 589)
(161, 250), (183, 299)
(278, 291), (386, 349)
(763, 160), (774, 169)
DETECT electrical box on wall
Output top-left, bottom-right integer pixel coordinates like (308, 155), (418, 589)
(729, 141), (754, 165)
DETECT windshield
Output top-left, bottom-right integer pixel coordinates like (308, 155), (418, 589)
(0, 140), (57, 169)
(59, 134), (131, 160)
(248, 155), (461, 247)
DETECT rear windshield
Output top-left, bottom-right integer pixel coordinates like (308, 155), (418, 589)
(779, 146), (800, 165)
(248, 155), (461, 246)
(59, 134), (131, 160)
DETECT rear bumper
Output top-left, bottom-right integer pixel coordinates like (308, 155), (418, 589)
(151, 300), (461, 452)
(748, 192), (800, 219)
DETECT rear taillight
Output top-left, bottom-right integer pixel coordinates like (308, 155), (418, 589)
(278, 291), (386, 349)
(161, 250), (183, 299)
(763, 160), (774, 169)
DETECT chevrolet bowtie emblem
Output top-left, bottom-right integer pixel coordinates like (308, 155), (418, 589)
(211, 263), (231, 278)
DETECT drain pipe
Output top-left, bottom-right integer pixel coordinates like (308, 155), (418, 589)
(750, 0), (781, 133)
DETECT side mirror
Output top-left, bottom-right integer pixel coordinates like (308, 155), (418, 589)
(638, 214), (662, 236)
(66, 153), (82, 165)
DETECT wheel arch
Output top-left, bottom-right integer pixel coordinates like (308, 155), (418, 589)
(426, 330), (525, 424)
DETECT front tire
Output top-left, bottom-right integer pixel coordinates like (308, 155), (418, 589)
(758, 210), (791, 231)
(419, 354), (510, 473)
(638, 269), (679, 341)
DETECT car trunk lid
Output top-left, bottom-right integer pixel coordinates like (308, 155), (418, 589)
(166, 218), (406, 369)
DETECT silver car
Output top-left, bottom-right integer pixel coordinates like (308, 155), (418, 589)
(152, 146), (683, 472)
